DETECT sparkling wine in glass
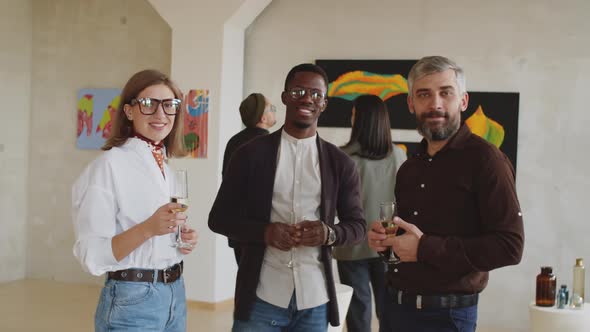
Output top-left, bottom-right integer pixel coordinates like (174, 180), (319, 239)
(286, 212), (298, 268)
(170, 169), (192, 249)
(378, 201), (400, 264)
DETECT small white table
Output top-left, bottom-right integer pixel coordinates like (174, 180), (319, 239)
(327, 283), (354, 332)
(529, 302), (590, 332)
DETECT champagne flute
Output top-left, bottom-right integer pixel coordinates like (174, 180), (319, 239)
(378, 201), (400, 264)
(286, 212), (297, 268)
(286, 212), (308, 268)
(170, 169), (192, 249)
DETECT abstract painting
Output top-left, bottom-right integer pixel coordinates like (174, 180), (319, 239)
(76, 88), (121, 150)
(183, 89), (209, 158)
(316, 60), (519, 169)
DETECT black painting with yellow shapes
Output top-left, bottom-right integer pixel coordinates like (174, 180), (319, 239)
(316, 59), (519, 171)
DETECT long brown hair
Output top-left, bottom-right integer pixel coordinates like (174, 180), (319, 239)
(102, 69), (187, 157)
(342, 94), (392, 160)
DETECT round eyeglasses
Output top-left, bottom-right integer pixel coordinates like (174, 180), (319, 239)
(286, 87), (326, 102)
(131, 97), (181, 115)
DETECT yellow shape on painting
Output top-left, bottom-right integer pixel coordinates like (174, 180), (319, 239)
(465, 105), (505, 148)
(328, 71), (408, 101)
(395, 144), (408, 154)
(97, 95), (121, 131)
(78, 94), (93, 116)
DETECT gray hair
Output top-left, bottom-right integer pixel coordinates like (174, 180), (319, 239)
(407, 56), (466, 98)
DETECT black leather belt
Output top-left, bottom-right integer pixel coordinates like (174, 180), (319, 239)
(107, 261), (183, 284)
(388, 287), (478, 309)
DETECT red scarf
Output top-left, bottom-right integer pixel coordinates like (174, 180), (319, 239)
(133, 133), (165, 176)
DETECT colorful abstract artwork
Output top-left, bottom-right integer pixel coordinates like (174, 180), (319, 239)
(76, 88), (121, 150)
(183, 89), (209, 158)
(316, 60), (520, 170)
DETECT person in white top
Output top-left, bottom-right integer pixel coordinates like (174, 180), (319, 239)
(72, 69), (198, 332)
(209, 63), (366, 331)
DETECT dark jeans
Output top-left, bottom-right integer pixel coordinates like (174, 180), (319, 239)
(379, 289), (478, 332)
(232, 294), (327, 332)
(337, 258), (386, 332)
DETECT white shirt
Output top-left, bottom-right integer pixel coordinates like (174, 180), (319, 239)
(72, 138), (183, 276)
(256, 130), (329, 310)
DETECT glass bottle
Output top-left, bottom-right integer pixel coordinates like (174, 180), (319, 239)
(536, 266), (556, 307)
(557, 285), (569, 309)
(572, 258), (585, 309)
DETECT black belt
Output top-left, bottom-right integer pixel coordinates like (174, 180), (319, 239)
(107, 261), (183, 284)
(388, 287), (478, 309)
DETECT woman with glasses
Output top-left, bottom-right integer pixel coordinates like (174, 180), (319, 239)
(333, 94), (407, 332)
(72, 69), (198, 331)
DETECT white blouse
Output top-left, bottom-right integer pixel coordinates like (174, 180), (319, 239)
(72, 138), (183, 276)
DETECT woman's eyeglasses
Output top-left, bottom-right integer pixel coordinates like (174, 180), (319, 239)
(131, 97), (181, 115)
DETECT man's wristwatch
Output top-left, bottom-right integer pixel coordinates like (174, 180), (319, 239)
(325, 224), (336, 246)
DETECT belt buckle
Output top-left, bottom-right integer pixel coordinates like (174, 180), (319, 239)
(163, 267), (170, 283)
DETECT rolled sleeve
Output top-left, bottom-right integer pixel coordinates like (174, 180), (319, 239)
(73, 235), (118, 276)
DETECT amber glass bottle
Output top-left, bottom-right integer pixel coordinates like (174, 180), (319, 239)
(536, 266), (557, 307)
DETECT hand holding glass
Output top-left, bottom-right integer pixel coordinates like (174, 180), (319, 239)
(170, 169), (192, 249)
(378, 201), (400, 264)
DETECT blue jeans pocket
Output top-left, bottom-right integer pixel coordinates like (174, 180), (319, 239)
(112, 281), (154, 306)
(449, 305), (478, 332)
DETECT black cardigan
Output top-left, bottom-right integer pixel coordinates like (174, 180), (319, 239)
(209, 128), (366, 326)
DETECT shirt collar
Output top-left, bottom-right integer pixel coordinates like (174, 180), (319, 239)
(417, 123), (472, 157)
(281, 129), (317, 146)
(128, 136), (167, 158)
(133, 132), (164, 150)
(444, 123), (472, 150)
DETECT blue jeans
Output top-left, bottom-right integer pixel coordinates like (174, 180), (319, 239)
(95, 276), (186, 332)
(233, 294), (327, 332)
(337, 258), (386, 332)
(379, 290), (477, 332)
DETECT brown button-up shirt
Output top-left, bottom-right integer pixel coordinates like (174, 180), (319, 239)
(389, 124), (524, 295)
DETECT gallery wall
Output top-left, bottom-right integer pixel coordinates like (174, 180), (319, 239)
(244, 0), (590, 330)
(0, 0), (32, 283)
(25, 0), (172, 283)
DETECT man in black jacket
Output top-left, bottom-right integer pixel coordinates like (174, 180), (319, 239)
(209, 63), (366, 330)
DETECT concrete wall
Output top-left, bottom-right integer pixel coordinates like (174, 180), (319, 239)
(0, 0), (32, 283)
(26, 0), (171, 283)
(244, 0), (590, 330)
